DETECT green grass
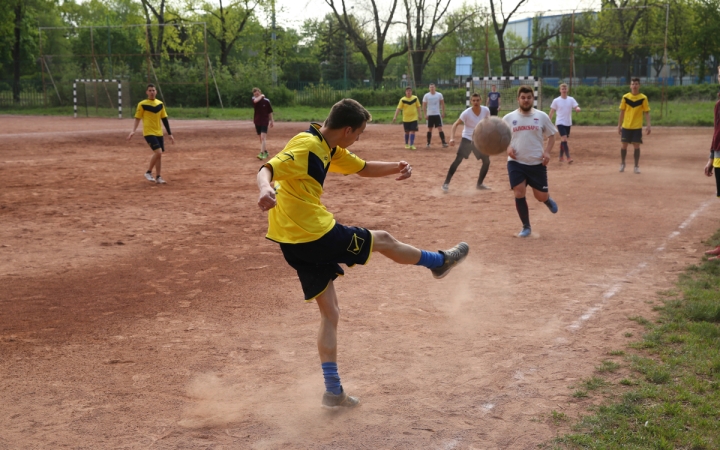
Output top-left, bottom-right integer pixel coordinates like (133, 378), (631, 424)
(0, 101), (714, 126)
(551, 230), (720, 449)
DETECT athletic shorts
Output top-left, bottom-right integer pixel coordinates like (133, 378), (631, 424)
(144, 135), (164, 152)
(279, 223), (373, 301)
(489, 107), (499, 116)
(557, 125), (571, 137)
(255, 125), (269, 135)
(458, 138), (487, 161)
(507, 160), (548, 192)
(403, 121), (419, 132)
(427, 115), (443, 128)
(621, 128), (643, 144)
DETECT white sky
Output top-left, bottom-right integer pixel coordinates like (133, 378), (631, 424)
(273, 0), (602, 31)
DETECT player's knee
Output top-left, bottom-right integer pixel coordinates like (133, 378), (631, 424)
(371, 230), (397, 251)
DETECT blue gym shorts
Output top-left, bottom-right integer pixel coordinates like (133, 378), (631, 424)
(507, 160), (549, 192)
(557, 125), (571, 137)
(279, 223), (373, 301)
(144, 135), (165, 152)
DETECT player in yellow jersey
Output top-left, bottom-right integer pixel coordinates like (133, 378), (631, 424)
(618, 77), (651, 174)
(127, 84), (175, 184)
(392, 87), (423, 149)
(257, 99), (468, 409)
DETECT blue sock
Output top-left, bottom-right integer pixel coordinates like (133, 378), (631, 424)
(410, 134), (415, 145)
(405, 133), (409, 144)
(415, 250), (445, 269)
(321, 362), (342, 395)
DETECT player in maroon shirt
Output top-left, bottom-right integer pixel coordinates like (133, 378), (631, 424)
(704, 67), (720, 259)
(252, 88), (274, 159)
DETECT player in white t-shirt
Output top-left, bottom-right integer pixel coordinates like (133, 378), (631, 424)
(502, 86), (558, 238)
(422, 84), (448, 148)
(441, 93), (492, 191)
(549, 83), (581, 163)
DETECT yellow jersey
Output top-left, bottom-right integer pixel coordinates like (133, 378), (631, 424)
(134, 99), (168, 136)
(397, 95), (420, 122)
(264, 123), (367, 244)
(619, 93), (650, 129)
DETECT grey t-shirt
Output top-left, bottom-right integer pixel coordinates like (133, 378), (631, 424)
(503, 109), (556, 165)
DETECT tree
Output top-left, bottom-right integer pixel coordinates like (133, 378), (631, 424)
(324, 0), (407, 88)
(688, 0), (720, 82)
(403, 0), (474, 84)
(139, 0), (182, 65)
(192, 0), (260, 67)
(488, 0), (565, 76)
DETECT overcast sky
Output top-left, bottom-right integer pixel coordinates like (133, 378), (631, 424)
(272, 0), (602, 31)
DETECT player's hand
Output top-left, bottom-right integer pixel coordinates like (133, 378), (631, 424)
(617, 126), (622, 135)
(576, 107), (581, 112)
(442, 112), (446, 118)
(646, 126), (651, 135)
(168, 134), (175, 144)
(705, 162), (713, 177)
(507, 146), (518, 159)
(391, 119), (395, 124)
(542, 152), (550, 166)
(396, 161), (412, 181)
(449, 138), (456, 146)
(270, 121), (274, 128)
(257, 187), (277, 211)
(127, 131), (135, 140)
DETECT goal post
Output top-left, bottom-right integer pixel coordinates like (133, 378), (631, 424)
(466, 76), (539, 109)
(74, 79), (122, 119)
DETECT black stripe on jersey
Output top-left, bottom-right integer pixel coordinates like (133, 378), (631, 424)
(624, 98), (645, 108)
(141, 103), (164, 113)
(307, 151), (328, 187)
(401, 98), (418, 105)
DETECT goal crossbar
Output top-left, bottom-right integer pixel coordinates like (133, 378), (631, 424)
(466, 76), (539, 108)
(73, 79), (122, 119)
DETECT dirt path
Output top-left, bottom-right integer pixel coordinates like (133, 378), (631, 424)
(0, 116), (716, 449)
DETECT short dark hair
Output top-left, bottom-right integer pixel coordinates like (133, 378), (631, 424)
(471, 93), (481, 98)
(631, 77), (640, 84)
(325, 99), (372, 130)
(517, 85), (534, 97)
(146, 83), (156, 89)
(405, 87), (412, 91)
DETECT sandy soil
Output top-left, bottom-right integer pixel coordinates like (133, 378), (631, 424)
(0, 115), (717, 449)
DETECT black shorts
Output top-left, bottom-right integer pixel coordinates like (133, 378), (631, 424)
(507, 160), (548, 192)
(621, 128), (643, 144)
(457, 138), (487, 161)
(557, 125), (571, 137)
(715, 169), (720, 197)
(427, 115), (443, 128)
(279, 223), (373, 300)
(144, 135), (164, 152)
(255, 125), (269, 135)
(489, 107), (499, 116)
(403, 121), (419, 132)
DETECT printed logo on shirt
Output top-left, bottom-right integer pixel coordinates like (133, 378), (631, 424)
(512, 125), (540, 132)
(512, 120), (518, 125)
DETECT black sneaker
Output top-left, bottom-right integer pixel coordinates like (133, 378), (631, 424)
(431, 242), (469, 279)
(322, 390), (360, 409)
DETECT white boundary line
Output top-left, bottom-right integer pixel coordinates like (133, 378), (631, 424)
(567, 199), (714, 331)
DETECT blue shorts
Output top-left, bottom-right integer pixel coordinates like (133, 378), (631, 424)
(279, 223), (373, 300)
(507, 160), (548, 192)
(144, 135), (164, 152)
(557, 125), (571, 137)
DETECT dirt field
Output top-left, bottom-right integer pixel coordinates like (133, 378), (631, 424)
(1, 115), (717, 449)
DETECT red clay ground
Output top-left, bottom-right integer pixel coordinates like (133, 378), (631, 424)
(0, 115), (718, 449)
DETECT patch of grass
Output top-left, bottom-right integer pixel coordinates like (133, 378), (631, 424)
(582, 376), (610, 391)
(551, 232), (720, 448)
(624, 332), (634, 337)
(608, 349), (625, 356)
(596, 360), (621, 373)
(551, 410), (568, 425)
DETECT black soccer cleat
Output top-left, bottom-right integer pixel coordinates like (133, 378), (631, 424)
(431, 242), (469, 279)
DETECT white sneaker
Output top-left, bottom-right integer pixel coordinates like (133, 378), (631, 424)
(155, 176), (167, 184)
(442, 184), (449, 192)
(634, 166), (641, 174)
(144, 172), (155, 182)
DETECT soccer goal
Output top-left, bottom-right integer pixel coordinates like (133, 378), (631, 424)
(73, 79), (123, 119)
(465, 76), (539, 109)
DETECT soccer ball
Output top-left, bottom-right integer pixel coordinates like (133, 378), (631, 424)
(472, 117), (512, 156)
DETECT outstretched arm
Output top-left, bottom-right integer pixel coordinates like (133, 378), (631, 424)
(127, 118), (142, 140)
(257, 166), (276, 211)
(448, 118), (463, 145)
(357, 161), (412, 181)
